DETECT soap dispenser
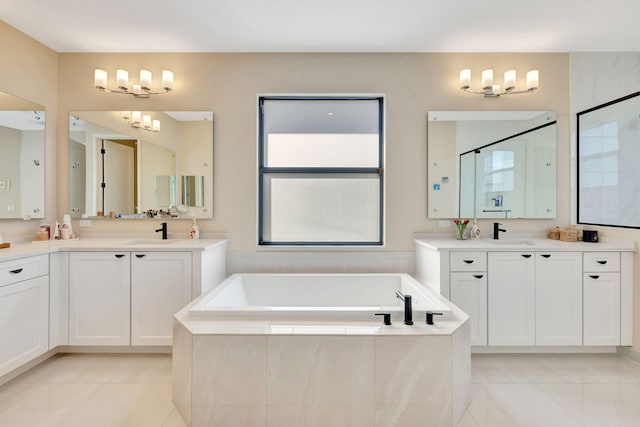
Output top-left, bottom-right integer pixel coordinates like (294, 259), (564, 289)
(189, 218), (200, 240)
(469, 219), (480, 240)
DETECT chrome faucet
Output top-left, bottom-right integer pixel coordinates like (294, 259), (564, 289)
(155, 222), (168, 240)
(395, 291), (414, 325)
(493, 222), (506, 240)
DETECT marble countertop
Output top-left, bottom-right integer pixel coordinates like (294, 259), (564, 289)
(0, 236), (227, 262)
(414, 236), (637, 252)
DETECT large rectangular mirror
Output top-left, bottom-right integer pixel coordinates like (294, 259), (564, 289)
(0, 91), (46, 220)
(69, 111), (213, 219)
(427, 111), (556, 219)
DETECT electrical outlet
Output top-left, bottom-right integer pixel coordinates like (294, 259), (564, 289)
(79, 219), (92, 227)
(438, 220), (451, 228)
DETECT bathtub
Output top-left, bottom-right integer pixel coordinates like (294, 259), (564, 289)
(188, 273), (453, 321)
(174, 273), (470, 427)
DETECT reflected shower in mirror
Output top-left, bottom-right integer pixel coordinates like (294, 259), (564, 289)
(69, 111), (213, 219)
(0, 91), (46, 220)
(428, 111), (556, 219)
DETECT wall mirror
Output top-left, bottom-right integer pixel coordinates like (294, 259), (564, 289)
(428, 111), (556, 219)
(0, 91), (46, 220)
(578, 91), (640, 228)
(69, 111), (213, 219)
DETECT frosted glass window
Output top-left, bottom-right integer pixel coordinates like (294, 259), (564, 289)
(264, 176), (380, 242)
(258, 96), (384, 246)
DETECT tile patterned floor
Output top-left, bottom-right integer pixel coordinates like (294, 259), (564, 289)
(0, 352), (639, 426)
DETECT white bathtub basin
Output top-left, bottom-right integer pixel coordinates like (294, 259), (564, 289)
(189, 273), (452, 321)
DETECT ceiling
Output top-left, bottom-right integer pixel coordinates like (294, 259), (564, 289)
(2, 0), (640, 53)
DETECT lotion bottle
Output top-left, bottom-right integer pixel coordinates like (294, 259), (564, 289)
(189, 218), (200, 240)
(470, 219), (480, 240)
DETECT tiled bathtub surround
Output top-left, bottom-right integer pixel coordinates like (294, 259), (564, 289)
(173, 321), (471, 427)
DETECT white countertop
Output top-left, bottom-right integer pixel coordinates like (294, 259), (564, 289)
(414, 236), (637, 252)
(0, 237), (227, 262)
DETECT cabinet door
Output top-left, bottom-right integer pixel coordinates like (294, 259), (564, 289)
(69, 252), (130, 346)
(0, 276), (49, 377)
(131, 252), (192, 346)
(535, 252), (582, 346)
(584, 273), (620, 346)
(450, 272), (487, 346)
(488, 252), (535, 346)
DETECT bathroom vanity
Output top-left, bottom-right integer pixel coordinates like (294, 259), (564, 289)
(0, 237), (227, 380)
(414, 237), (635, 349)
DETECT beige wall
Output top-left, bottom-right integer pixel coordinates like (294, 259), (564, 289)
(55, 52), (570, 251)
(0, 20), (58, 235)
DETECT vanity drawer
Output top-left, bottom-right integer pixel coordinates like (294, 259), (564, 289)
(0, 254), (49, 288)
(450, 251), (487, 271)
(583, 252), (620, 272)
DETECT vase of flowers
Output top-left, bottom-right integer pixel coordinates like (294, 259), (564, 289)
(453, 218), (469, 240)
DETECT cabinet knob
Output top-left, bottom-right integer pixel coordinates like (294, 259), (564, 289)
(589, 275), (600, 279)
(9, 268), (23, 274)
(115, 254), (125, 258)
(521, 254), (532, 258)
(135, 254), (146, 258)
(463, 259), (474, 264)
(596, 260), (607, 265)
(473, 274), (484, 279)
(541, 254), (551, 258)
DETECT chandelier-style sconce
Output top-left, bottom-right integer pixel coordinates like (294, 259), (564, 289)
(460, 69), (539, 97)
(95, 69), (174, 98)
(122, 111), (160, 132)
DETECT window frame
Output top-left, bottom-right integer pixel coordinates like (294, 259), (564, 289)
(257, 95), (385, 247)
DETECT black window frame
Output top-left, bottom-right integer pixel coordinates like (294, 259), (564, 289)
(258, 95), (385, 246)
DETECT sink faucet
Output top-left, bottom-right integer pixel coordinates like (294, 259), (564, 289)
(155, 222), (168, 240)
(395, 291), (414, 325)
(493, 222), (506, 240)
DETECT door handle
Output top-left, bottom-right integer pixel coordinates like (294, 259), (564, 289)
(9, 268), (23, 274)
(135, 254), (146, 258)
(115, 254), (125, 258)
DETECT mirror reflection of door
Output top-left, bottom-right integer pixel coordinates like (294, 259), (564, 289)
(69, 140), (86, 217)
(98, 139), (136, 215)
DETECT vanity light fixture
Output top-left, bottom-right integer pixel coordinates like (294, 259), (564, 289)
(122, 111), (160, 132)
(459, 69), (539, 97)
(95, 69), (173, 98)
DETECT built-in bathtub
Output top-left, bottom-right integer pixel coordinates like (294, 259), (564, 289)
(173, 273), (470, 427)
(189, 273), (452, 322)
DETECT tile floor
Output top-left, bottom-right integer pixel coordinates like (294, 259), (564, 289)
(0, 352), (639, 426)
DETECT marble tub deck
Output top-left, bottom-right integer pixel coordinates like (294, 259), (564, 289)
(172, 312), (471, 427)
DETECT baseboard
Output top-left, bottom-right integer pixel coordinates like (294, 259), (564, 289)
(0, 348), (59, 387)
(472, 346), (618, 354)
(57, 345), (172, 354)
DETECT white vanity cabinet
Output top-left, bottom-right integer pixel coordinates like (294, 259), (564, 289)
(69, 252), (131, 346)
(449, 252), (487, 346)
(131, 251), (192, 346)
(0, 254), (50, 377)
(535, 252), (582, 346)
(583, 252), (621, 346)
(488, 252), (536, 346)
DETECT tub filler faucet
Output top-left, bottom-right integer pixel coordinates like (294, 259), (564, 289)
(395, 291), (414, 325)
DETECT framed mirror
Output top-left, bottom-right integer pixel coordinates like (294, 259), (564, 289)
(578, 91), (640, 228)
(69, 111), (213, 219)
(0, 91), (46, 220)
(427, 111), (556, 219)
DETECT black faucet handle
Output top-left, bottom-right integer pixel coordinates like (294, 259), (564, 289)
(375, 312), (392, 325)
(426, 311), (443, 325)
